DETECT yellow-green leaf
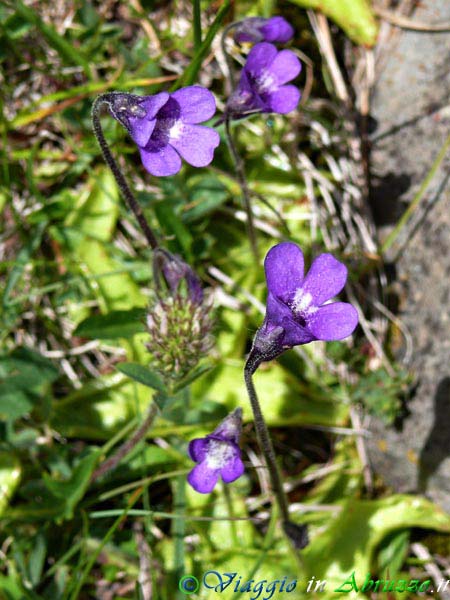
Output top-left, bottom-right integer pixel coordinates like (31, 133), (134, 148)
(289, 0), (379, 47)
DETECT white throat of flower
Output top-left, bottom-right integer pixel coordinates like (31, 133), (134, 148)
(168, 120), (183, 139)
(256, 69), (276, 93)
(205, 439), (234, 470)
(291, 288), (317, 316)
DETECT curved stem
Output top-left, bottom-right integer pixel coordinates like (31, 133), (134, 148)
(92, 95), (159, 250)
(91, 402), (158, 482)
(244, 362), (289, 522)
(224, 117), (259, 262)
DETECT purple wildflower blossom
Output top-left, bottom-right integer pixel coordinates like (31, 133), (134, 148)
(187, 408), (245, 494)
(252, 242), (359, 363)
(233, 16), (294, 44)
(108, 86), (220, 176)
(226, 42), (301, 117)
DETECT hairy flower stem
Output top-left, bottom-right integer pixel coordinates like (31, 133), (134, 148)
(91, 402), (158, 482)
(245, 359), (309, 551)
(244, 360), (289, 523)
(92, 95), (159, 250)
(224, 117), (259, 262)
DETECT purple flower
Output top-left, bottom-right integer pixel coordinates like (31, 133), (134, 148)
(226, 42), (301, 117)
(107, 86), (220, 176)
(252, 242), (359, 363)
(187, 408), (245, 494)
(233, 16), (294, 44)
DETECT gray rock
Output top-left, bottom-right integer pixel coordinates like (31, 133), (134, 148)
(368, 0), (450, 511)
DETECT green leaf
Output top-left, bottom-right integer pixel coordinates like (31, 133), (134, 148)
(50, 374), (149, 439)
(192, 362), (350, 427)
(65, 167), (119, 242)
(117, 362), (166, 394)
(0, 388), (32, 421)
(153, 200), (193, 257)
(0, 452), (21, 516)
(302, 495), (450, 594)
(377, 529), (410, 576)
(0, 348), (58, 421)
(171, 363), (214, 393)
(182, 175), (230, 223)
(288, 0), (379, 46)
(73, 308), (147, 339)
(28, 533), (47, 588)
(43, 451), (100, 520)
(0, 347), (59, 388)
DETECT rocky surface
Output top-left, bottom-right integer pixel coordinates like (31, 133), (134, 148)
(368, 0), (450, 511)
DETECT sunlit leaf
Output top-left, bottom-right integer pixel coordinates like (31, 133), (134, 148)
(288, 0), (379, 46)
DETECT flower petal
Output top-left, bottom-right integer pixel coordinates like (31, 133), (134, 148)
(127, 92), (169, 147)
(139, 92), (171, 120)
(264, 242), (304, 299)
(221, 451), (245, 484)
(227, 71), (266, 114)
(128, 117), (156, 148)
(171, 86), (217, 124)
(265, 293), (313, 346)
(269, 49), (301, 85)
(261, 17), (294, 43)
(188, 438), (208, 462)
(245, 42), (278, 75)
(213, 409), (242, 444)
(307, 302), (358, 341)
(265, 85), (300, 114)
(301, 253), (348, 306)
(169, 124), (220, 168)
(187, 462), (219, 494)
(139, 144), (182, 176)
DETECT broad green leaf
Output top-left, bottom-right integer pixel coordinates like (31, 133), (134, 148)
(0, 575), (31, 600)
(74, 308), (147, 339)
(0, 348), (58, 421)
(314, 439), (360, 499)
(192, 362), (349, 428)
(288, 0), (379, 46)
(302, 495), (450, 596)
(50, 373), (151, 439)
(0, 388), (32, 421)
(65, 168), (119, 242)
(43, 451), (100, 520)
(0, 452), (21, 515)
(117, 362), (166, 393)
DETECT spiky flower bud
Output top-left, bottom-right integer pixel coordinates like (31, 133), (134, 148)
(146, 249), (214, 382)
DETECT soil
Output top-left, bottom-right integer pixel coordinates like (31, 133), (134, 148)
(368, 0), (450, 511)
